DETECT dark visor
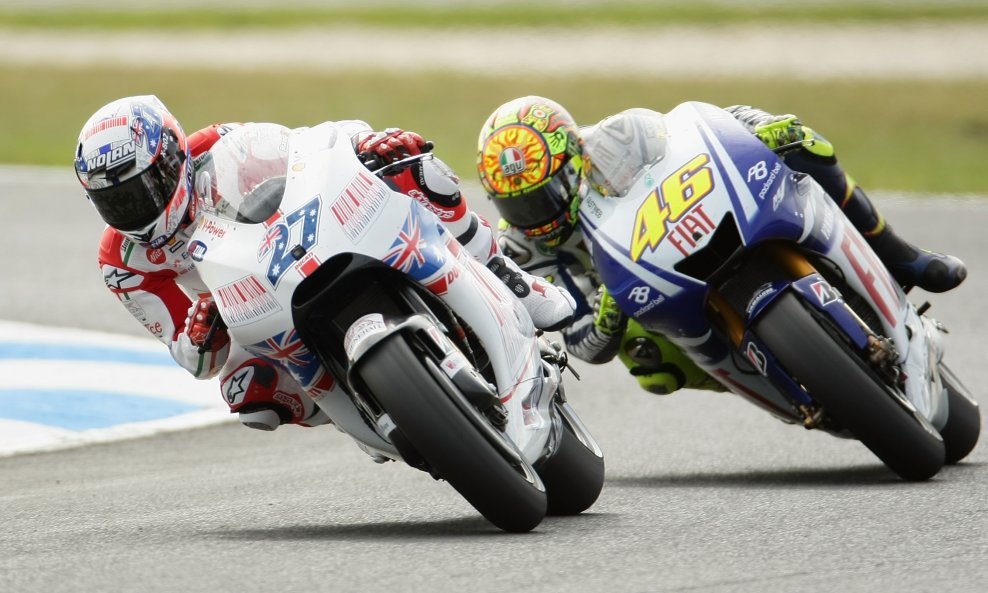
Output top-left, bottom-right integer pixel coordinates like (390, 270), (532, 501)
(494, 165), (578, 230)
(85, 137), (185, 232)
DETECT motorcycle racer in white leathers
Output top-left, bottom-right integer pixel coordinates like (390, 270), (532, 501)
(75, 95), (574, 431)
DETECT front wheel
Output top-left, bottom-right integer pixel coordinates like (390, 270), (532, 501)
(358, 334), (547, 532)
(754, 293), (945, 481)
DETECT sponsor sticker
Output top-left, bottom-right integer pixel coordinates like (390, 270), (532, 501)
(499, 147), (526, 176)
(330, 171), (389, 242)
(214, 276), (282, 326)
(746, 284), (777, 317)
(745, 341), (768, 375)
(189, 240), (208, 262)
(810, 280), (841, 307)
(199, 218), (226, 239)
(146, 248), (166, 265)
(440, 351), (469, 378)
(343, 314), (387, 360)
(83, 141), (136, 174)
(224, 365), (254, 405)
(102, 266), (142, 291)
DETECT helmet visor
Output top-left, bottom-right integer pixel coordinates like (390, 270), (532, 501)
(85, 143), (185, 232)
(494, 164), (579, 230)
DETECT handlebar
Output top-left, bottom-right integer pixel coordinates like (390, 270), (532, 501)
(361, 141), (435, 178)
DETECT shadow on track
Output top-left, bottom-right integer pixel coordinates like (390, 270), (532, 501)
(203, 511), (615, 542)
(206, 517), (508, 541)
(607, 461), (985, 489)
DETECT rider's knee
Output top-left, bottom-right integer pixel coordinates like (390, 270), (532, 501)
(219, 358), (328, 431)
(617, 325), (722, 395)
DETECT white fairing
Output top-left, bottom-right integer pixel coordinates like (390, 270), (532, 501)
(579, 102), (947, 430)
(190, 122), (554, 464)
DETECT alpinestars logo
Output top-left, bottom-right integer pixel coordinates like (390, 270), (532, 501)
(103, 267), (140, 290)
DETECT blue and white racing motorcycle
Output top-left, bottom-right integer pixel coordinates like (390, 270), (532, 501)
(581, 102), (979, 480)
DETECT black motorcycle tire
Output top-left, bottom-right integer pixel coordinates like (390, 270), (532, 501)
(359, 334), (547, 532)
(937, 363), (981, 464)
(535, 402), (605, 515)
(754, 293), (945, 481)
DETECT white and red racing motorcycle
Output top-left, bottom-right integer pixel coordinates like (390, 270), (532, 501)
(188, 122), (603, 532)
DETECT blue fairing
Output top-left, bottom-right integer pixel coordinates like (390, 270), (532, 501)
(577, 102), (938, 431)
(692, 103), (811, 249)
(584, 102), (838, 340)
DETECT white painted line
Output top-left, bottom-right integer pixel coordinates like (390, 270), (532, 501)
(0, 321), (232, 458)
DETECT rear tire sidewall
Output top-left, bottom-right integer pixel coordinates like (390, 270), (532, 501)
(536, 403), (605, 516)
(938, 363), (981, 464)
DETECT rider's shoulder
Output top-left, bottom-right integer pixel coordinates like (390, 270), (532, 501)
(188, 123), (242, 160)
(98, 226), (182, 274)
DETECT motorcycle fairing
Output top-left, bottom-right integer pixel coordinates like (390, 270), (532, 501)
(580, 102), (947, 428)
(192, 121), (557, 462)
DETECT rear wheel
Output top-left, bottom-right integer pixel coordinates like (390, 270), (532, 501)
(754, 293), (945, 481)
(535, 401), (605, 515)
(358, 334), (547, 532)
(938, 363), (981, 464)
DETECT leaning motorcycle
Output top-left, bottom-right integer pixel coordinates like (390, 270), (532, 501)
(188, 122), (604, 531)
(581, 101), (979, 481)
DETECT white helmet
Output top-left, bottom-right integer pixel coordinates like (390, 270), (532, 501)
(74, 95), (192, 247)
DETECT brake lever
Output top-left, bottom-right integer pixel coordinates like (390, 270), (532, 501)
(369, 141), (435, 178)
(772, 138), (816, 155)
(196, 313), (228, 355)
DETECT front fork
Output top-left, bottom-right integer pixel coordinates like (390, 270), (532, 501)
(704, 242), (892, 429)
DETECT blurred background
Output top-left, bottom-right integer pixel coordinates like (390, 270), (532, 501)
(2, 0), (987, 330)
(2, 0), (987, 191)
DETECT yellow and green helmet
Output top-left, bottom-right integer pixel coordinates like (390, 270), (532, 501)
(477, 96), (585, 242)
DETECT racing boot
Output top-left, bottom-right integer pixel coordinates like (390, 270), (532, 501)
(617, 320), (725, 395)
(220, 359), (330, 431)
(853, 195), (967, 293)
(457, 212), (576, 331)
(730, 105), (967, 294)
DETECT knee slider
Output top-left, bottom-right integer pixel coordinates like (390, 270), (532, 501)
(221, 359), (306, 427)
(621, 336), (686, 395)
(617, 321), (714, 395)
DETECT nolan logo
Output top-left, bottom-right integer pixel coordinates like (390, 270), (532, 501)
(189, 240), (208, 262)
(85, 141), (136, 173)
(499, 147), (526, 176)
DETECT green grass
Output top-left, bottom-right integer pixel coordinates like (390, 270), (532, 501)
(4, 64), (987, 193)
(3, 3), (988, 30)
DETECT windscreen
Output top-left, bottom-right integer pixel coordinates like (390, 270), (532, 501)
(583, 108), (668, 198)
(197, 123), (292, 224)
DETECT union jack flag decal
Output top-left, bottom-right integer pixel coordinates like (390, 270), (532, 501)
(382, 205), (446, 281)
(249, 329), (322, 388)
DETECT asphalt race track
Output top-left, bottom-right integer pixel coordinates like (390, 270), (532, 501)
(2, 167), (986, 592)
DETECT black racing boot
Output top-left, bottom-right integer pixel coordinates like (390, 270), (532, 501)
(839, 185), (967, 293)
(865, 222), (967, 293)
(727, 105), (968, 293)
